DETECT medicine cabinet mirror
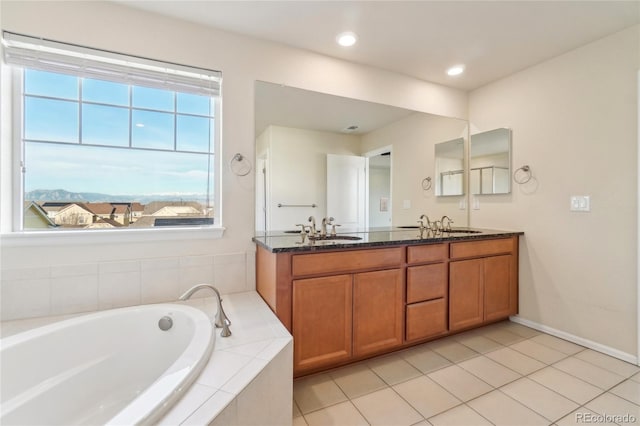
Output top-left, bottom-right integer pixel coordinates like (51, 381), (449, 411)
(434, 137), (465, 196)
(470, 128), (512, 195)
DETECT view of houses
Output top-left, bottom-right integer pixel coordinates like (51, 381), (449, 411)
(24, 200), (214, 230)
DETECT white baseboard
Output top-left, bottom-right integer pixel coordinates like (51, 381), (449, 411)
(509, 316), (639, 366)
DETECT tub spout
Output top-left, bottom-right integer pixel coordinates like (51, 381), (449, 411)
(179, 284), (232, 337)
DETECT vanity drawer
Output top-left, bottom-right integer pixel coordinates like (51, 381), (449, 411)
(292, 247), (404, 277)
(407, 243), (448, 264)
(406, 299), (447, 342)
(407, 264), (447, 303)
(450, 238), (514, 259)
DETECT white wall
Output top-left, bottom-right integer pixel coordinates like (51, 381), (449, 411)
(0, 1), (467, 320)
(369, 163), (392, 227)
(469, 25), (639, 357)
(361, 113), (469, 226)
(265, 125), (361, 231)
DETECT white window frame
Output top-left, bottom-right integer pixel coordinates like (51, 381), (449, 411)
(1, 34), (225, 245)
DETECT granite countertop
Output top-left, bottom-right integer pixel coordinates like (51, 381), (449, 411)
(253, 226), (524, 253)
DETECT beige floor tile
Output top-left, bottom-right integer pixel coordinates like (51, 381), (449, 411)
(428, 340), (479, 363)
(610, 379), (640, 405)
(293, 373), (348, 414)
(427, 365), (493, 402)
(304, 401), (369, 426)
(485, 347), (546, 375)
(410, 421), (431, 426)
(458, 355), (521, 387)
(329, 363), (388, 399)
(428, 404), (492, 426)
(502, 322), (541, 338)
(501, 377), (579, 422)
(393, 376), (462, 418)
(530, 334), (584, 355)
(556, 408), (617, 426)
(632, 372), (640, 383)
(455, 334), (504, 354)
(352, 388), (423, 426)
(528, 366), (602, 404)
(586, 392), (640, 422)
(293, 415), (309, 426)
(467, 390), (549, 425)
(368, 354), (422, 386)
(553, 357), (625, 390)
(574, 349), (640, 378)
(401, 347), (452, 374)
(293, 400), (302, 418)
(482, 328), (525, 345)
(509, 339), (568, 364)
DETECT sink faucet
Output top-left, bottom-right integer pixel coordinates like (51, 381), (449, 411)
(308, 216), (317, 237)
(321, 216), (334, 237)
(441, 216), (454, 231)
(179, 284), (232, 337)
(418, 214), (430, 231)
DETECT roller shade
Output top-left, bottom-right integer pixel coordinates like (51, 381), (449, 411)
(2, 31), (221, 97)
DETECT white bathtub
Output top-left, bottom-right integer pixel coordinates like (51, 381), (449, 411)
(0, 304), (214, 426)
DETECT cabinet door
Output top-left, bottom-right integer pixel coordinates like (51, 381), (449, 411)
(293, 275), (352, 373)
(353, 269), (403, 357)
(484, 255), (516, 321)
(449, 259), (484, 331)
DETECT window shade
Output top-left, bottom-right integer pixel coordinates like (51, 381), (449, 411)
(2, 32), (221, 97)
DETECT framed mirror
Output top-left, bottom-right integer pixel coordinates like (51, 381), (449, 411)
(435, 137), (465, 196)
(255, 81), (469, 232)
(470, 128), (512, 195)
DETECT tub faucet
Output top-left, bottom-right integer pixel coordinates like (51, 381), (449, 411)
(179, 284), (232, 337)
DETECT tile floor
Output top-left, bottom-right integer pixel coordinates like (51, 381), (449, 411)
(292, 321), (640, 426)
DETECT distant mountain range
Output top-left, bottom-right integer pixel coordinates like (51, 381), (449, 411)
(25, 189), (209, 205)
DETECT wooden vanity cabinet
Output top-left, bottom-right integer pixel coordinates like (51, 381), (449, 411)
(289, 247), (404, 374)
(449, 237), (518, 332)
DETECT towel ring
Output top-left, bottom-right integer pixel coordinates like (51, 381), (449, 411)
(229, 153), (252, 176)
(513, 165), (532, 184)
(422, 177), (432, 191)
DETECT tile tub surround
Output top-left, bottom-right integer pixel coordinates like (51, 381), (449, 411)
(0, 251), (256, 322)
(1, 292), (293, 426)
(292, 321), (640, 426)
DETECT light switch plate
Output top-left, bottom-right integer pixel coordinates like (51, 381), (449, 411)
(402, 199), (411, 209)
(570, 195), (591, 212)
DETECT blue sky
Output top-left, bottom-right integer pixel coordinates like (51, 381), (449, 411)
(23, 70), (214, 197)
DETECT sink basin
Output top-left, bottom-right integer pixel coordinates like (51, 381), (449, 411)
(310, 235), (362, 241)
(443, 229), (482, 234)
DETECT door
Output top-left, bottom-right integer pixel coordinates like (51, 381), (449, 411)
(293, 275), (352, 373)
(327, 154), (367, 229)
(449, 259), (484, 331)
(353, 269), (403, 357)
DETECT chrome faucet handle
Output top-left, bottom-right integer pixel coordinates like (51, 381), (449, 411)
(430, 220), (442, 232)
(331, 223), (341, 236)
(295, 224), (306, 235)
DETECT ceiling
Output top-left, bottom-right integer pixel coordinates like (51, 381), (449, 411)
(118, 1), (639, 90)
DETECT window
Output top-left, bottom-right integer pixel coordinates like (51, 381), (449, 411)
(3, 32), (221, 232)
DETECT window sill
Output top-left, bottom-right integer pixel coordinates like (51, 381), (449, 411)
(0, 226), (226, 247)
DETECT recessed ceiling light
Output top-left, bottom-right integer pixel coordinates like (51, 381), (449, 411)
(447, 65), (465, 76)
(336, 32), (358, 47)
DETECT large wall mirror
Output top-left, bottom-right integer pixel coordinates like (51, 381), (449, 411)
(470, 128), (512, 195)
(255, 81), (469, 232)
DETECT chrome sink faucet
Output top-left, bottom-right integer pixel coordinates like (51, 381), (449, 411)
(321, 217), (334, 237)
(179, 284), (232, 337)
(441, 215), (454, 232)
(418, 214), (430, 232)
(308, 216), (317, 237)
